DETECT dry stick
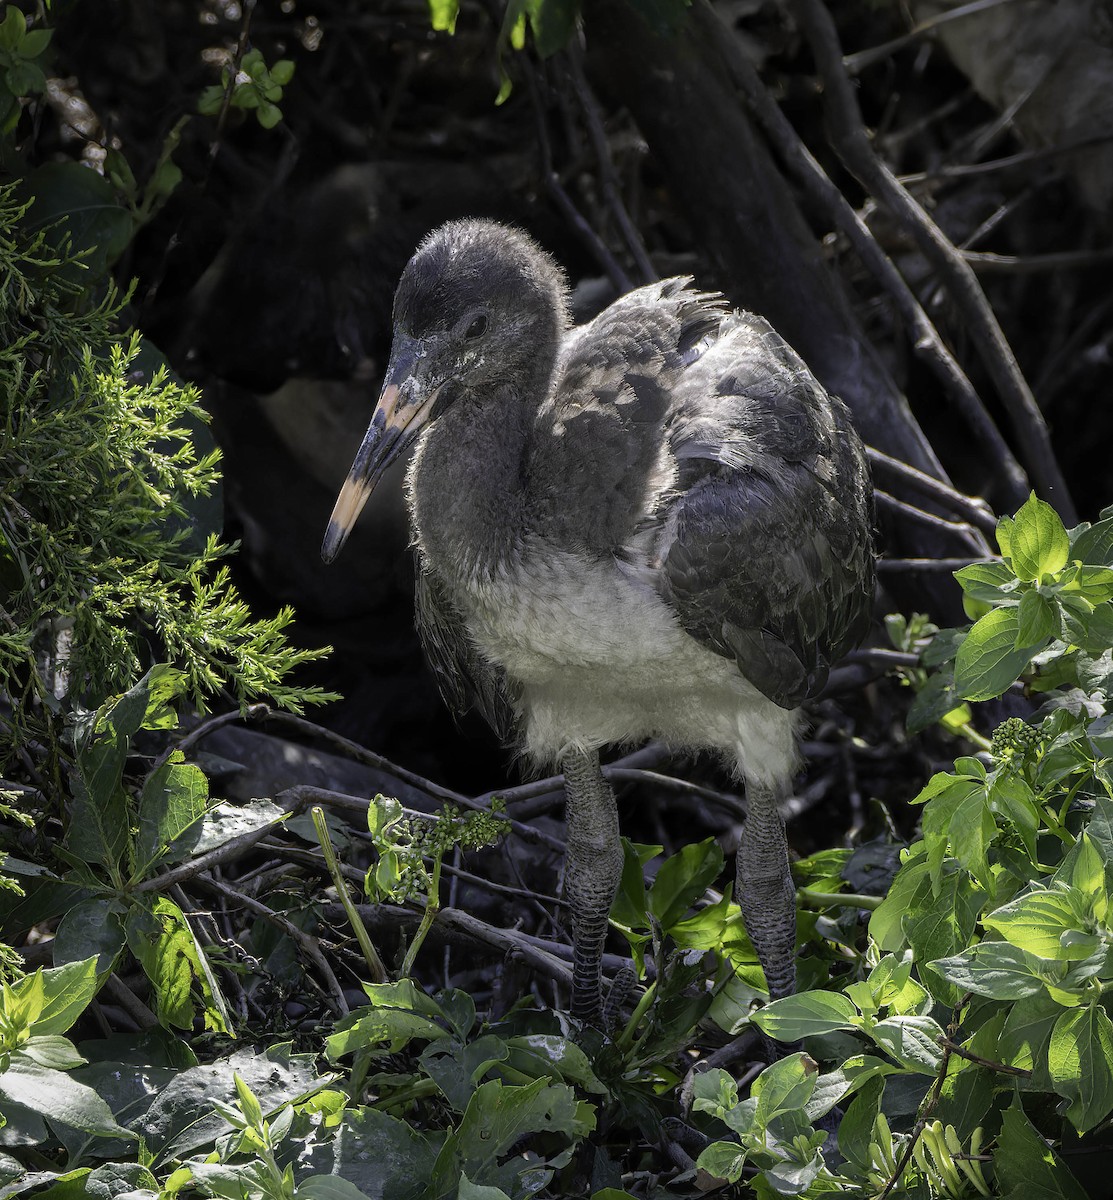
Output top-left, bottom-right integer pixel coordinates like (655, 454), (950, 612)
(962, 246), (1113, 275)
(877, 557), (982, 572)
(842, 0), (1018, 74)
(564, 42), (658, 284)
(875, 491), (979, 541)
(199, 873), (350, 1015)
(151, 703), (271, 772)
(522, 61), (633, 292)
(693, 4), (1025, 522)
(789, 0), (1075, 523)
(866, 446), (999, 533)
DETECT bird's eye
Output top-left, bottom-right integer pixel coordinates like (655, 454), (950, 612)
(463, 313), (488, 340)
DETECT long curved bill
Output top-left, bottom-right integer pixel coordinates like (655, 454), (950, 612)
(321, 337), (438, 564)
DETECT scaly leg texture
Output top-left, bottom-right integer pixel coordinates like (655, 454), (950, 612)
(737, 780), (797, 1001)
(562, 747), (623, 1024)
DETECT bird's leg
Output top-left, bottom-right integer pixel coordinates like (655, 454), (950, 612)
(561, 746), (623, 1025)
(737, 780), (797, 1001)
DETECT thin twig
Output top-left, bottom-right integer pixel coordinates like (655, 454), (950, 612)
(875, 491), (979, 540)
(789, 0), (1075, 522)
(565, 42), (657, 283)
(693, 2), (1024, 521)
(842, 0), (1019, 74)
(198, 874), (350, 1015)
(523, 60), (632, 291)
(866, 446), (999, 533)
(876, 557), (982, 572)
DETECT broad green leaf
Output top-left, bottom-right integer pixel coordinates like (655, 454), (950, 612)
(751, 1052), (817, 1124)
(696, 1140), (747, 1184)
(869, 1015), (946, 1073)
(25, 958), (99, 1037)
(999, 993), (1062, 1088)
(749, 990), (860, 1039)
(66, 739), (128, 877)
(503, 1034), (607, 1094)
(935, 1066), (994, 1143)
(140, 1045), (328, 1163)
(837, 1074), (884, 1170)
(648, 837), (723, 930)
(326, 1010), (448, 1060)
(954, 606), (1043, 700)
(420, 1034), (510, 1112)
(456, 1174), (512, 1200)
(293, 1178), (374, 1200)
(428, 0), (459, 33)
(953, 559), (1019, 602)
(983, 886), (1094, 961)
(988, 771), (1040, 864)
(995, 1101), (1088, 1199)
(929, 942), (1050, 1000)
(430, 1077), (588, 1199)
(0, 1060), (134, 1137)
(1070, 516), (1113, 567)
(135, 757), (209, 877)
(1016, 589), (1060, 646)
(15, 1035), (85, 1071)
(53, 898), (127, 975)
(1008, 493), (1070, 580)
(125, 896), (230, 1034)
(294, 1106), (434, 1198)
(1048, 1004), (1113, 1133)
(919, 775), (989, 892)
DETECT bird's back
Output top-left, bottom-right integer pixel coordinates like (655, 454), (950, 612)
(529, 278), (875, 709)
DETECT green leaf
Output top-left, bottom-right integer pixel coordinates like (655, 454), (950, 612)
(0, 1060), (134, 1137)
(647, 837), (723, 930)
(428, 0), (460, 32)
(1070, 516), (1113, 567)
(954, 606), (1043, 700)
(749, 990), (860, 1039)
(929, 942), (1051, 1000)
(1008, 494), (1070, 580)
(696, 1140), (747, 1184)
(27, 958), (99, 1036)
(456, 1175), (512, 1200)
(135, 757), (209, 877)
(15, 1035), (85, 1071)
(125, 896), (230, 1033)
(837, 1073), (884, 1170)
(983, 886), (1096, 961)
(995, 1101), (1088, 1198)
(954, 559), (1019, 602)
(54, 897), (127, 975)
(751, 1052), (818, 1124)
(1016, 589), (1060, 646)
(1048, 1004), (1113, 1133)
(869, 1015), (946, 1073)
(999, 993), (1062, 1087)
(326, 1009), (449, 1060)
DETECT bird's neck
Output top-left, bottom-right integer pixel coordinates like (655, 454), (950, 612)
(408, 377), (542, 584)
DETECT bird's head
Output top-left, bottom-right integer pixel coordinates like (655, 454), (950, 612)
(322, 219), (568, 563)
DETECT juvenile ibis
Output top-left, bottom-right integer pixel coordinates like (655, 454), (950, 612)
(322, 219), (874, 1023)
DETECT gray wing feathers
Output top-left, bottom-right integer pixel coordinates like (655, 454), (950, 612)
(661, 321), (874, 709)
(415, 564), (519, 742)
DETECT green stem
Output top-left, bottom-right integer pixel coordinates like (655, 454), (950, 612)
(400, 851), (441, 978)
(954, 722), (993, 753)
(797, 889), (884, 911)
(615, 979), (656, 1051)
(311, 806), (388, 983)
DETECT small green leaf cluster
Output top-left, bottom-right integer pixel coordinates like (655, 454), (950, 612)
(1, 668), (290, 1035)
(198, 49), (296, 130)
(324, 980), (608, 1200)
(365, 795), (509, 907)
(0, 958), (134, 1144)
(950, 493), (1113, 702)
(0, 7), (51, 134)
